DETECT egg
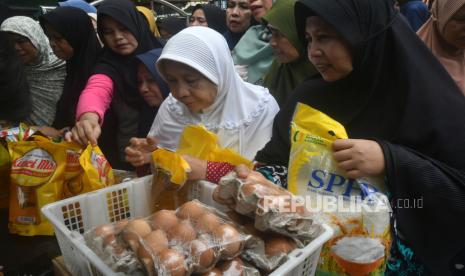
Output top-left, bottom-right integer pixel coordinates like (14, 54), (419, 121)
(94, 224), (117, 247)
(152, 210), (179, 232)
(140, 257), (155, 276)
(94, 223), (115, 238)
(213, 224), (243, 258)
(217, 258), (244, 275)
(243, 221), (263, 238)
(190, 239), (216, 272)
(139, 230), (169, 257)
(170, 220), (197, 243)
(114, 219), (129, 231)
(265, 236), (297, 257)
(197, 213), (221, 233)
(176, 201), (206, 221)
(158, 248), (186, 276)
(199, 267), (222, 276)
(123, 219), (152, 252)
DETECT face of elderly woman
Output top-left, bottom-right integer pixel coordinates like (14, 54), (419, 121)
(162, 60), (218, 112)
(7, 33), (38, 65)
(305, 16), (353, 82)
(442, 5), (465, 50)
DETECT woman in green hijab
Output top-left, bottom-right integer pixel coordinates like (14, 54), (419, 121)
(262, 0), (317, 106)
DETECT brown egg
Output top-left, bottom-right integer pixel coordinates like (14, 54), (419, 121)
(170, 220), (197, 243)
(152, 210), (179, 232)
(197, 212), (221, 233)
(123, 219), (152, 252)
(114, 219), (129, 232)
(213, 224), (243, 258)
(176, 201), (206, 221)
(158, 248), (186, 276)
(141, 230), (169, 256)
(94, 223), (115, 238)
(140, 257), (155, 276)
(217, 258), (244, 275)
(190, 239), (216, 272)
(265, 236), (297, 257)
(200, 267), (222, 276)
(242, 182), (285, 198)
(243, 221), (263, 238)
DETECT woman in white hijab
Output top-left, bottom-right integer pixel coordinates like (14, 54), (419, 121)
(125, 26), (279, 167)
(1, 16), (66, 126)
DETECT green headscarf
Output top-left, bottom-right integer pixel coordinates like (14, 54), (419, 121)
(262, 0), (317, 106)
(232, 25), (273, 85)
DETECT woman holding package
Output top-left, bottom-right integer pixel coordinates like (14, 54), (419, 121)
(68, 0), (161, 169)
(1, 16), (66, 126)
(40, 6), (101, 131)
(124, 26), (279, 170)
(252, 0), (465, 274)
(262, 0), (317, 106)
(418, 0), (465, 95)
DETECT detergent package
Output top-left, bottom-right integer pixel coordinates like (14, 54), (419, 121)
(287, 103), (391, 276)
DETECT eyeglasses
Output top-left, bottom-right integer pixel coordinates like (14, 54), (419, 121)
(189, 16), (207, 24)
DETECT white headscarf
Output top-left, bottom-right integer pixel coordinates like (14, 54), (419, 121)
(149, 26), (279, 160)
(1, 16), (66, 126)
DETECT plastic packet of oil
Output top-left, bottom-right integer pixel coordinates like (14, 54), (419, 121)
(8, 140), (67, 235)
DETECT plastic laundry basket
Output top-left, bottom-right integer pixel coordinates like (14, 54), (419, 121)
(42, 175), (333, 276)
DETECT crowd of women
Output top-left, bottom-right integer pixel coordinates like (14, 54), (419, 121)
(1, 0), (464, 274)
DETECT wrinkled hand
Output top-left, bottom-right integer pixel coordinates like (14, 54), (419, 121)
(332, 139), (385, 179)
(181, 154), (207, 181)
(235, 165), (275, 188)
(125, 136), (158, 167)
(66, 112), (100, 146)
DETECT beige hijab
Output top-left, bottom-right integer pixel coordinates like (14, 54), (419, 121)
(417, 0), (465, 95)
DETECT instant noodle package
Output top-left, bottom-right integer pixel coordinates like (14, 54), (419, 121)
(7, 132), (114, 236)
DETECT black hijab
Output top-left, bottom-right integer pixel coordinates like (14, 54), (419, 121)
(256, 0), (465, 273)
(0, 32), (30, 122)
(158, 16), (186, 37)
(94, 0), (161, 109)
(192, 4), (228, 34)
(135, 48), (170, 137)
(40, 6), (101, 129)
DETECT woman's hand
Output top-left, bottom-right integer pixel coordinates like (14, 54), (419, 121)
(125, 136), (158, 167)
(332, 139), (385, 179)
(66, 112), (101, 145)
(181, 154), (207, 181)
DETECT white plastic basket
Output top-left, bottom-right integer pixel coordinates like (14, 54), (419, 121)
(42, 175), (333, 276)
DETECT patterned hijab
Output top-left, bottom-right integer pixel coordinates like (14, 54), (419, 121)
(1, 16), (66, 126)
(417, 0), (465, 95)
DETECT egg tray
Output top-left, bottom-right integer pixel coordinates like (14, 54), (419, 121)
(215, 172), (323, 246)
(41, 175), (334, 276)
(84, 199), (253, 275)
